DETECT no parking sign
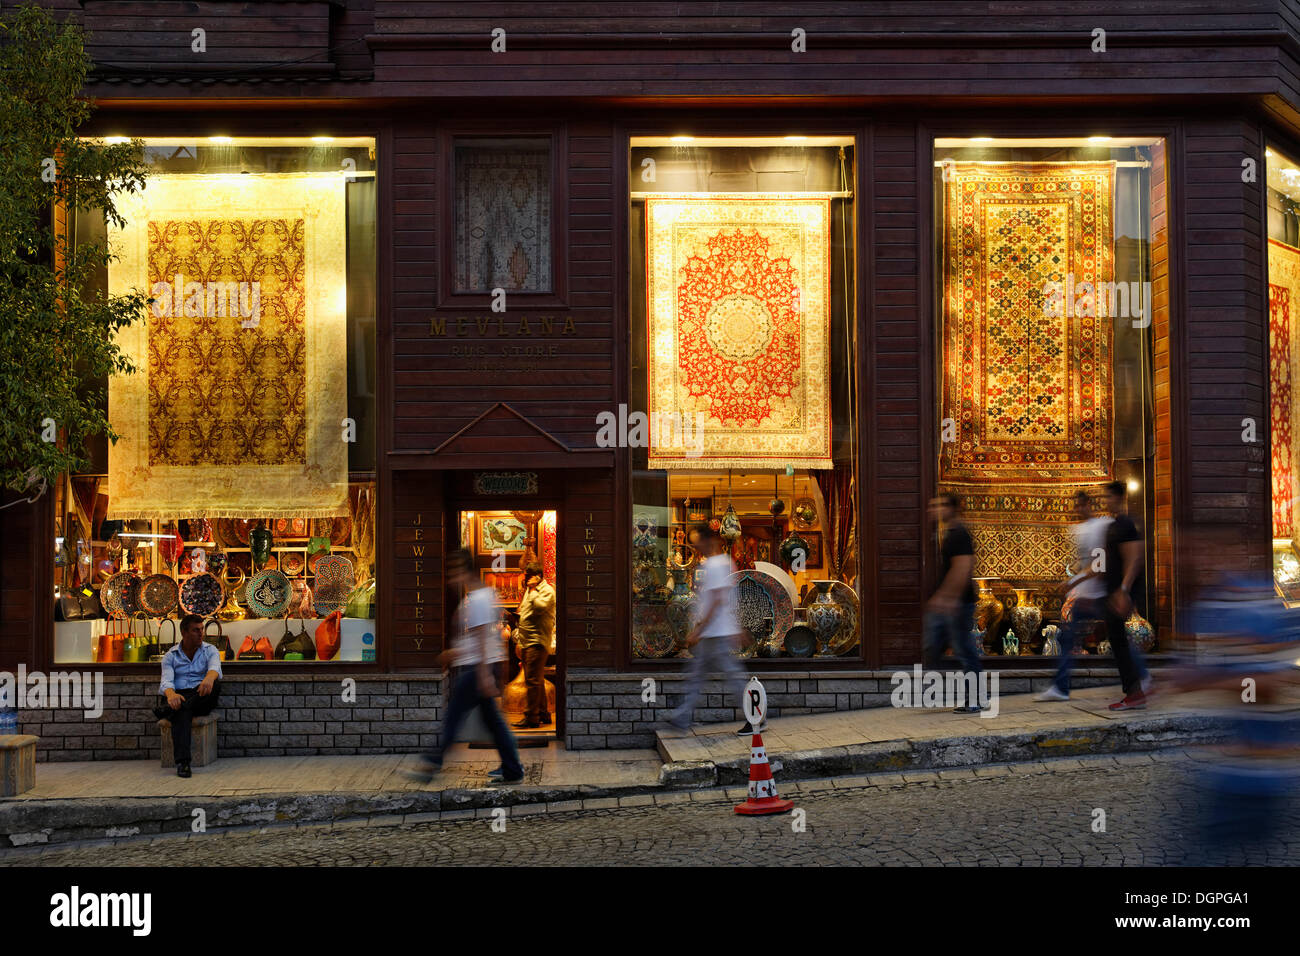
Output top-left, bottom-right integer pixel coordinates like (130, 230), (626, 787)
(743, 677), (766, 726)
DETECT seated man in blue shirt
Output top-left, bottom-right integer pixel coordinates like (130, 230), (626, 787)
(153, 613), (223, 778)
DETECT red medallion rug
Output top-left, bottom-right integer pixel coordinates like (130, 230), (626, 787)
(645, 196), (832, 470)
(938, 161), (1116, 582)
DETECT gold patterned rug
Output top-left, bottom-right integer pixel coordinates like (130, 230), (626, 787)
(645, 195), (832, 470)
(107, 173), (350, 519)
(1270, 239), (1300, 542)
(938, 161), (1116, 583)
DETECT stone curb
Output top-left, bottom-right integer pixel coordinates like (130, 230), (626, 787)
(664, 712), (1230, 788)
(0, 713), (1225, 849)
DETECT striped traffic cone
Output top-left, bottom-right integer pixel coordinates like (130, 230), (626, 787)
(734, 732), (794, 816)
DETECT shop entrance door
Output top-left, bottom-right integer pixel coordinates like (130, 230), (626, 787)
(456, 508), (560, 744)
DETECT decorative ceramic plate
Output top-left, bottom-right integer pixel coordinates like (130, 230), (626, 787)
(263, 554), (279, 571)
(314, 554), (356, 593)
(632, 603), (677, 659)
(783, 624), (817, 657)
(280, 551), (305, 577)
(246, 569), (292, 618)
(179, 572), (224, 617)
(754, 561), (799, 606)
(791, 497), (818, 530)
(730, 568), (794, 651)
(232, 519), (253, 546)
(330, 516), (352, 547)
(101, 571), (140, 618)
(273, 517), (310, 538)
(138, 573), (179, 618)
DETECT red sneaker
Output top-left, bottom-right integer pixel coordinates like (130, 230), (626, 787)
(1108, 692), (1147, 712)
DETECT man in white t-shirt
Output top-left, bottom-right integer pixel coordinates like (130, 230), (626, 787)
(1036, 491), (1110, 701)
(666, 524), (762, 736)
(408, 548), (523, 783)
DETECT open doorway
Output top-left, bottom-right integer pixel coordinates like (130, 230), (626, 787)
(458, 508), (559, 743)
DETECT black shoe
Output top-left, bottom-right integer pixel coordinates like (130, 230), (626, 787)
(153, 705), (172, 720)
(736, 720), (769, 736)
(495, 773), (525, 784)
(953, 705), (985, 714)
(512, 718), (540, 728)
(176, 763), (192, 778)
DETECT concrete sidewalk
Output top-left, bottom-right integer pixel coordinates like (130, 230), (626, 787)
(0, 685), (1243, 849)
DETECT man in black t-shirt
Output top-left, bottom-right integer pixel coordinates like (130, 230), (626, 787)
(924, 494), (985, 712)
(1101, 480), (1153, 710)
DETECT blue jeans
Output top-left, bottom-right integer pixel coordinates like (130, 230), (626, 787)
(670, 635), (748, 728)
(1051, 596), (1102, 694)
(922, 602), (980, 676)
(425, 668), (523, 778)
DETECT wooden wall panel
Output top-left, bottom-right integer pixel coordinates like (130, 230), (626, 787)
(391, 119), (616, 453)
(389, 471), (444, 669)
(870, 123), (924, 669)
(1178, 117), (1272, 586)
(563, 472), (615, 669)
(0, 496), (41, 673)
(82, 1), (334, 68)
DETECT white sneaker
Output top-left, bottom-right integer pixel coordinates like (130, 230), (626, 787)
(1034, 686), (1070, 701)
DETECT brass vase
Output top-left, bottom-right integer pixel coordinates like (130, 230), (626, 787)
(973, 577), (1004, 655)
(1008, 587), (1042, 656)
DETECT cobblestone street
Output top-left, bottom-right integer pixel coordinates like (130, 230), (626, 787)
(5, 753), (1297, 867)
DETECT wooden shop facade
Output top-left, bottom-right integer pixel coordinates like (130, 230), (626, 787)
(2, 1), (1298, 757)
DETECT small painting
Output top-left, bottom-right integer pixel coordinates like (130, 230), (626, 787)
(802, 531), (823, 568)
(477, 514), (529, 553)
(482, 569), (526, 603)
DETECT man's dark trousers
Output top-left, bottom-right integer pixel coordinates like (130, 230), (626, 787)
(521, 644), (549, 724)
(156, 682), (221, 764)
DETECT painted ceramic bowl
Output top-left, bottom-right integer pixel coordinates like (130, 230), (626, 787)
(280, 551), (305, 576)
(246, 569), (292, 618)
(101, 571), (141, 619)
(783, 624), (818, 657)
(180, 572), (224, 617)
(138, 573), (179, 618)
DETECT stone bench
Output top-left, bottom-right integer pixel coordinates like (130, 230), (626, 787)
(158, 715), (219, 769)
(0, 734), (39, 796)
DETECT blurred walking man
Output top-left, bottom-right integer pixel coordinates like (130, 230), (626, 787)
(1102, 480), (1153, 710)
(1036, 491), (1109, 701)
(409, 547), (524, 784)
(924, 494), (986, 713)
(666, 524), (761, 736)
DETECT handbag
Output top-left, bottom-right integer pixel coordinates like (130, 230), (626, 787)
(314, 609), (343, 661)
(55, 585), (102, 622)
(274, 617), (317, 660)
(126, 613), (157, 662)
(237, 634), (274, 660)
(150, 618), (178, 663)
(203, 618), (234, 662)
(344, 578), (375, 619)
(96, 615), (130, 664)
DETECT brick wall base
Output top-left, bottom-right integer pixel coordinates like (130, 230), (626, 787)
(16, 675), (444, 763)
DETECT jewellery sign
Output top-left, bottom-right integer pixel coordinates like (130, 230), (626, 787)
(473, 472), (539, 496)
